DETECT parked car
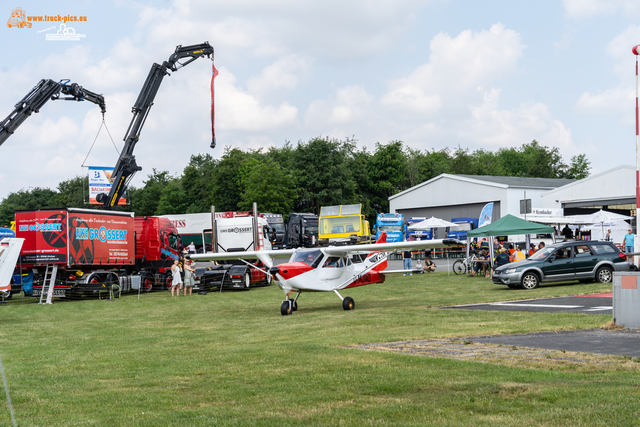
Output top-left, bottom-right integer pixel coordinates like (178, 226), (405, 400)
(492, 240), (631, 290)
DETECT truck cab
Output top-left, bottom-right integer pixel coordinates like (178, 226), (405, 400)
(286, 213), (318, 248)
(376, 213), (404, 243)
(262, 213), (285, 249)
(318, 204), (372, 245)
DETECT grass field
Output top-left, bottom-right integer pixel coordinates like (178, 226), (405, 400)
(1, 273), (639, 426)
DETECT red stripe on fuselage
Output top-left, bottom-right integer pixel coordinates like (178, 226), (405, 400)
(276, 261), (313, 280)
(345, 270), (385, 288)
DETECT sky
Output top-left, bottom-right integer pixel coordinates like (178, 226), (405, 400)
(2, 0), (640, 201)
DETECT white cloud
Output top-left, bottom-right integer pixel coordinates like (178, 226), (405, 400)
(574, 25), (640, 122)
(382, 23), (524, 113)
(461, 89), (575, 154)
(246, 55), (313, 100)
(563, 0), (640, 19)
(304, 85), (375, 129)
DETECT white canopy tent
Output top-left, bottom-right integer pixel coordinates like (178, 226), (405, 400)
(407, 217), (458, 230)
(583, 220), (630, 243)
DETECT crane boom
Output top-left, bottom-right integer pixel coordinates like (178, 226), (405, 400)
(97, 42), (214, 210)
(0, 79), (106, 147)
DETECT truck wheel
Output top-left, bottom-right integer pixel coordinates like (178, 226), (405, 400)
(244, 273), (250, 289)
(165, 273), (173, 290)
(142, 274), (153, 292)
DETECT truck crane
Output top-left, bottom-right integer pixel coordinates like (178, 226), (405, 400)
(0, 78), (106, 147)
(96, 42), (214, 210)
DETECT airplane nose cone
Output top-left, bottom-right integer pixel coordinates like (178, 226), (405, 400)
(269, 266), (280, 276)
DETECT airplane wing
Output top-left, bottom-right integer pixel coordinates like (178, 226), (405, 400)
(323, 238), (464, 256)
(0, 238), (24, 295)
(188, 248), (296, 262)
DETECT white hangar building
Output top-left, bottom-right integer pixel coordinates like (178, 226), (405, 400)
(540, 165), (637, 217)
(389, 174), (575, 222)
(389, 167), (638, 223)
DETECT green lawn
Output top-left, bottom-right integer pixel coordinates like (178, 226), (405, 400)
(1, 273), (638, 426)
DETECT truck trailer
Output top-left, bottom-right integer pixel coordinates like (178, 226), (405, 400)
(198, 206), (274, 290)
(15, 208), (183, 300)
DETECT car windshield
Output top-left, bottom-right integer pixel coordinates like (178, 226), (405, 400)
(528, 246), (555, 261)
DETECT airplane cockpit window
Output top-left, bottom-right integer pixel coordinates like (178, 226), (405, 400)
(292, 250), (323, 267)
(322, 256), (344, 268)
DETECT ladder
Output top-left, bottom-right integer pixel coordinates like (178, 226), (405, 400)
(39, 265), (58, 305)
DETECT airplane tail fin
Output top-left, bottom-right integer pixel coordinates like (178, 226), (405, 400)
(368, 232), (387, 271)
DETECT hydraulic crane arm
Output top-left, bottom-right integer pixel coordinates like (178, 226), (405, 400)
(97, 42), (214, 210)
(0, 79), (106, 147)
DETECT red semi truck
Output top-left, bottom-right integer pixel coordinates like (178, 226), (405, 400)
(15, 208), (183, 298)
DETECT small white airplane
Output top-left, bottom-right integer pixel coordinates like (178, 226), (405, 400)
(0, 238), (24, 298)
(188, 233), (463, 315)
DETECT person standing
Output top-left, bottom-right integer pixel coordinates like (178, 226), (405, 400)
(624, 228), (635, 254)
(183, 260), (196, 296)
(188, 241), (196, 254)
(605, 229), (612, 241)
(491, 248), (510, 278)
(513, 246), (526, 262)
(403, 250), (412, 275)
(171, 259), (183, 297)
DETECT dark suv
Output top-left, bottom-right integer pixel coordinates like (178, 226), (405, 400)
(492, 240), (631, 290)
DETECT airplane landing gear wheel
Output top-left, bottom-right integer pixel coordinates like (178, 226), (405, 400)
(342, 296), (355, 311)
(281, 300), (292, 316)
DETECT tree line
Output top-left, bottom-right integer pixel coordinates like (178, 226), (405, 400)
(0, 138), (590, 226)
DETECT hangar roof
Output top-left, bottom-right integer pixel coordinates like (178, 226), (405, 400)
(390, 174), (574, 201)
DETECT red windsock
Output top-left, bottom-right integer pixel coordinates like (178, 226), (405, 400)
(211, 62), (219, 149)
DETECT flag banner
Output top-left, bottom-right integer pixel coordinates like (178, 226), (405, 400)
(478, 202), (494, 228)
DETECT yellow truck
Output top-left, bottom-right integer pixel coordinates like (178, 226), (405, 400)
(318, 204), (373, 245)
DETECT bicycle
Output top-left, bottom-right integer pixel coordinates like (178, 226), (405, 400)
(452, 252), (485, 275)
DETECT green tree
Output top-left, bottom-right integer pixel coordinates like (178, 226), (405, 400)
(368, 141), (407, 213)
(181, 153), (218, 213)
(0, 187), (59, 226)
(565, 154), (591, 179)
(55, 175), (96, 209)
(211, 147), (259, 211)
(129, 169), (173, 216)
(239, 158), (298, 214)
(293, 137), (357, 213)
(155, 178), (189, 215)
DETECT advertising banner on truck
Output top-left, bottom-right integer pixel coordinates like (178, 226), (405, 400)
(16, 209), (135, 267)
(67, 211), (135, 266)
(16, 210), (68, 265)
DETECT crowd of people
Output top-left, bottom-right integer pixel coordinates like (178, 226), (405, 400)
(467, 237), (546, 279)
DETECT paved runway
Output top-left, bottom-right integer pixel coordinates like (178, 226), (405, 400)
(443, 293), (613, 315)
(464, 329), (640, 357)
(443, 292), (640, 357)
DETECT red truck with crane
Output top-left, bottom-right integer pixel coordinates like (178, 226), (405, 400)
(7, 42), (215, 301)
